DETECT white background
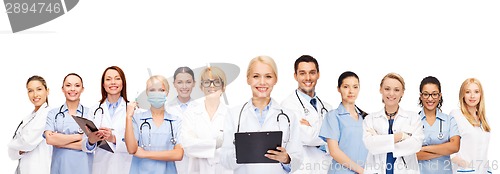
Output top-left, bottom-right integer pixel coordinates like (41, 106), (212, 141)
(1, 0), (499, 172)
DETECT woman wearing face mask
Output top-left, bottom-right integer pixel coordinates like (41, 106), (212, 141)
(44, 73), (100, 174)
(167, 66), (199, 173)
(221, 55), (303, 174)
(181, 66), (233, 174)
(125, 75), (184, 174)
(416, 76), (460, 174)
(362, 72), (424, 174)
(449, 78), (491, 174)
(9, 75), (52, 174)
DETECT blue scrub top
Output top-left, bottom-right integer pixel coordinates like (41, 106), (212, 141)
(319, 103), (368, 174)
(45, 103), (93, 174)
(129, 110), (182, 174)
(418, 109), (460, 174)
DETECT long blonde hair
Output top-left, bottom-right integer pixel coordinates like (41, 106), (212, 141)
(459, 78), (490, 132)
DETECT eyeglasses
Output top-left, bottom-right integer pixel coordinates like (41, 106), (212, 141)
(201, 79), (223, 88)
(421, 92), (440, 99)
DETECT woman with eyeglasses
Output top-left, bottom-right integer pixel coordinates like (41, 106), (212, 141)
(181, 66), (233, 174)
(416, 76), (460, 174)
(362, 72), (423, 174)
(125, 75), (184, 174)
(81, 66), (133, 174)
(44, 73), (98, 174)
(449, 78), (491, 174)
(220, 55), (303, 174)
(9, 75), (52, 174)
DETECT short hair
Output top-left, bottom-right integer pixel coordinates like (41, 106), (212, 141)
(99, 66), (128, 104)
(200, 66), (227, 92)
(146, 75), (170, 95)
(294, 55), (319, 73)
(246, 55), (278, 81)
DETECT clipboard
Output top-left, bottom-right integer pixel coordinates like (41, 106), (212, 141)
(71, 116), (114, 153)
(234, 131), (282, 164)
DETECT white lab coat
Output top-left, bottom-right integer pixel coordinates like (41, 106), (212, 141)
(82, 98), (132, 174)
(181, 100), (233, 174)
(220, 99), (303, 174)
(281, 91), (333, 174)
(8, 103), (52, 174)
(449, 109), (491, 174)
(362, 108), (424, 174)
(167, 99), (200, 174)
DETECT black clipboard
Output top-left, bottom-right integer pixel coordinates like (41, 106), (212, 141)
(234, 131), (282, 164)
(72, 116), (114, 153)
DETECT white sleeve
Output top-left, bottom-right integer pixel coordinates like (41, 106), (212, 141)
(181, 111), (217, 158)
(362, 115), (395, 155)
(8, 110), (48, 152)
(220, 106), (241, 170)
(393, 114), (423, 157)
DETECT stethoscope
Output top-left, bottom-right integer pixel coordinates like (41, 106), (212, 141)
(139, 117), (176, 148)
(295, 90), (328, 116)
(55, 104), (84, 134)
(420, 111), (444, 140)
(12, 105), (49, 139)
(94, 101), (127, 127)
(236, 102), (291, 147)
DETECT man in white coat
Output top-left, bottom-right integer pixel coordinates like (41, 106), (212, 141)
(281, 55), (333, 174)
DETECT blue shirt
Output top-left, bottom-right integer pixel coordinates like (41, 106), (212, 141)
(130, 110), (182, 174)
(45, 103), (93, 174)
(176, 97), (190, 112)
(251, 101), (271, 126)
(105, 96), (122, 119)
(418, 109), (460, 174)
(319, 103), (367, 174)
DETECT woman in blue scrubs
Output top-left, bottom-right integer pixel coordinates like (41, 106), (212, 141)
(44, 73), (98, 174)
(124, 75), (183, 174)
(416, 76), (460, 173)
(319, 71), (368, 174)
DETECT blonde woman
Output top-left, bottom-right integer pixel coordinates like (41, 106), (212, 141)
(449, 78), (491, 174)
(362, 72), (423, 174)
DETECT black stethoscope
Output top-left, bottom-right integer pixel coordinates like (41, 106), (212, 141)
(236, 102), (291, 146)
(420, 111), (444, 140)
(295, 90), (328, 116)
(94, 101), (127, 127)
(55, 104), (84, 134)
(139, 117), (177, 148)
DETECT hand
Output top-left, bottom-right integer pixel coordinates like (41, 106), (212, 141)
(265, 147), (291, 164)
(134, 147), (148, 158)
(87, 126), (106, 145)
(99, 127), (114, 142)
(127, 102), (138, 117)
(300, 118), (311, 127)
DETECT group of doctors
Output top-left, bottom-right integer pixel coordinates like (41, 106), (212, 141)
(8, 55), (492, 174)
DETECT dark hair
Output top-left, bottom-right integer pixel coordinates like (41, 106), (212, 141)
(418, 76), (443, 111)
(337, 71), (359, 88)
(173, 66), (195, 82)
(62, 73), (83, 87)
(27, 75), (49, 106)
(294, 55), (319, 73)
(99, 66), (129, 104)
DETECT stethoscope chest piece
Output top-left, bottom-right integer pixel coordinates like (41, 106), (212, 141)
(437, 132), (444, 140)
(304, 108), (310, 115)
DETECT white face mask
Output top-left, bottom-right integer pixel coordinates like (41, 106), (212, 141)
(147, 92), (166, 108)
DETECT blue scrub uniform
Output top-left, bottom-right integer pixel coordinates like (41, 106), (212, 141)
(129, 110), (181, 174)
(45, 103), (93, 174)
(419, 110), (460, 174)
(319, 103), (368, 174)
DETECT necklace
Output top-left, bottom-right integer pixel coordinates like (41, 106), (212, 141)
(385, 106), (399, 119)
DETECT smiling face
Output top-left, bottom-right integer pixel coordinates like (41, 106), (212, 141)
(294, 62), (319, 97)
(103, 69), (123, 97)
(27, 80), (49, 108)
(247, 61), (277, 98)
(380, 77), (404, 107)
(420, 83), (441, 112)
(62, 74), (84, 102)
(338, 76), (359, 105)
(463, 83), (481, 108)
(173, 72), (195, 99)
